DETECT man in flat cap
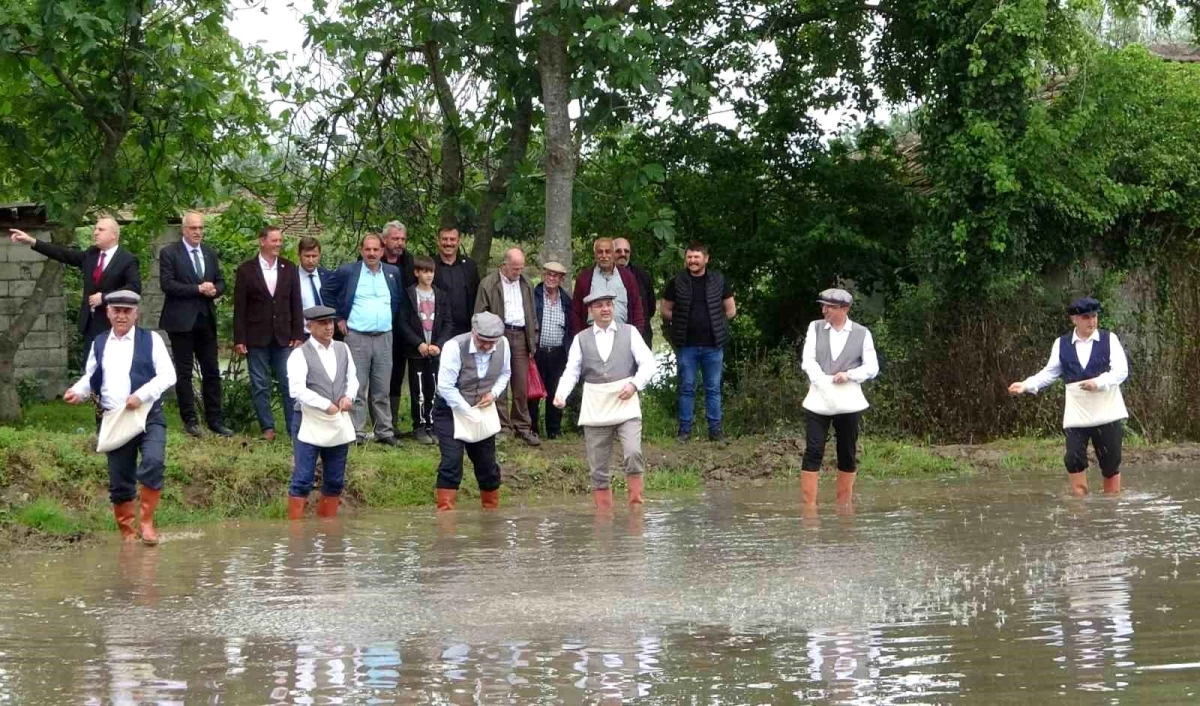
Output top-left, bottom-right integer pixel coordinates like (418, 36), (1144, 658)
(799, 288), (879, 507)
(530, 260), (574, 440)
(1008, 297), (1129, 496)
(62, 290), (176, 545)
(286, 306), (359, 519)
(554, 292), (658, 510)
(433, 312), (512, 511)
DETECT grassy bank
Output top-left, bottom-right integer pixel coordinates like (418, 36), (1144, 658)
(4, 401), (1189, 548)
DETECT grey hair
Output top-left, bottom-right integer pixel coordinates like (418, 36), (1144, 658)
(383, 220), (406, 235)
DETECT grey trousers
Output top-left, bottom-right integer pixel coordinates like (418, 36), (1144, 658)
(346, 330), (395, 440)
(583, 419), (644, 489)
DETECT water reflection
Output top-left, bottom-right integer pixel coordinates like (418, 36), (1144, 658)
(2, 474), (1200, 703)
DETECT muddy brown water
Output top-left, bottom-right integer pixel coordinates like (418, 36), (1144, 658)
(2, 469), (1200, 704)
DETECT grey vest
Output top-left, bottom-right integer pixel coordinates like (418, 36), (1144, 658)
(814, 321), (867, 375)
(296, 340), (350, 409)
(453, 332), (508, 406)
(579, 324), (637, 383)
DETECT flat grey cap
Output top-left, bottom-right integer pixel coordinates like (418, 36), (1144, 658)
(817, 288), (852, 306)
(304, 305), (338, 321)
(472, 312), (504, 341)
(106, 290), (141, 306)
(583, 292), (617, 306)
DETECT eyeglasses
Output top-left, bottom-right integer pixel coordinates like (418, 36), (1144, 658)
(614, 249), (630, 254)
(543, 271), (564, 277)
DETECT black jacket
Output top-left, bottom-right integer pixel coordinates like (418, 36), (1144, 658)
(397, 285), (454, 359)
(31, 241), (140, 337)
(158, 240), (226, 333)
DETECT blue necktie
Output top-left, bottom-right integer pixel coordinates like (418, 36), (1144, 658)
(309, 273), (322, 306)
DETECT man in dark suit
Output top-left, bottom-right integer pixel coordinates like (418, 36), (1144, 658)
(159, 211), (233, 437)
(614, 237), (655, 347)
(330, 233), (404, 445)
(296, 236), (335, 339)
(382, 220), (417, 431)
(9, 218), (141, 363)
(233, 226), (305, 441)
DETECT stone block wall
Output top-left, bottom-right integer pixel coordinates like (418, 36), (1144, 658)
(0, 226), (70, 400)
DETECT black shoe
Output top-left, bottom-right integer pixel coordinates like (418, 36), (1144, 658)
(546, 431), (561, 440)
(183, 421), (203, 438)
(677, 431), (690, 443)
(376, 435), (399, 447)
(708, 429), (726, 444)
(518, 430), (542, 447)
(208, 423), (234, 437)
(414, 428), (435, 445)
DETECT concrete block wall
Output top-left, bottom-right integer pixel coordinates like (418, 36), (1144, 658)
(0, 228), (70, 399)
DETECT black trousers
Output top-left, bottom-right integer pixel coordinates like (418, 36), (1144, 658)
(1065, 420), (1123, 477)
(433, 401), (501, 491)
(107, 405), (167, 504)
(407, 356), (438, 431)
(801, 410), (861, 473)
(167, 312), (223, 426)
(530, 345), (568, 438)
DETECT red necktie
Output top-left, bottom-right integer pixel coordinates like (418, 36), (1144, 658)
(92, 251), (105, 286)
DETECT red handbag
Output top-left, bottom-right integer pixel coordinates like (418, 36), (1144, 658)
(527, 358), (548, 401)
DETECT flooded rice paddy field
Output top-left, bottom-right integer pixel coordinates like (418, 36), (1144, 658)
(2, 468), (1200, 703)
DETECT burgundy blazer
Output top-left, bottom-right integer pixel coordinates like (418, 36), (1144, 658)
(233, 255), (304, 348)
(568, 265), (646, 335)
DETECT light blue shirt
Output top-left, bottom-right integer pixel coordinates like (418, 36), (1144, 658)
(437, 336), (512, 412)
(346, 263), (393, 333)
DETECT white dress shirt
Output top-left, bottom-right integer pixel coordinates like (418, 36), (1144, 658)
(1021, 330), (1129, 393)
(501, 274), (525, 327)
(437, 337), (512, 411)
(287, 337), (359, 411)
(182, 239), (204, 277)
(556, 322), (658, 399)
(801, 319), (880, 384)
(70, 328), (177, 411)
(259, 255), (278, 296)
(96, 244), (118, 273)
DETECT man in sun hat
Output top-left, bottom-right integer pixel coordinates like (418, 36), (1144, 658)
(530, 260), (574, 440)
(1008, 297), (1129, 496)
(286, 305), (359, 520)
(433, 312), (511, 511)
(799, 287), (879, 508)
(62, 290), (176, 546)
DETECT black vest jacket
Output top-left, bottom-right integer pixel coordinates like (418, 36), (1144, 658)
(669, 270), (729, 348)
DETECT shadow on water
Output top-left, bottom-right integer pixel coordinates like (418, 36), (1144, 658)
(2, 469), (1200, 703)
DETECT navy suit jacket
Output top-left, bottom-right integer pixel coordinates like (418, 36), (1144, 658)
(330, 261), (403, 324)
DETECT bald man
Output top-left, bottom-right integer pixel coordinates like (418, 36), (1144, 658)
(158, 211), (233, 437)
(475, 247), (541, 446)
(10, 218), (141, 364)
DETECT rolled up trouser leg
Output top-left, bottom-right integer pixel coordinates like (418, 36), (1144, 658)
(1064, 427), (1090, 474)
(1092, 420), (1123, 478)
(617, 418), (644, 478)
(584, 425), (617, 490)
(831, 411), (861, 472)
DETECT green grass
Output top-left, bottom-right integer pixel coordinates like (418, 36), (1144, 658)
(5, 400), (1146, 547)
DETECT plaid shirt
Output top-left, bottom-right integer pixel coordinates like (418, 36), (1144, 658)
(539, 292), (567, 348)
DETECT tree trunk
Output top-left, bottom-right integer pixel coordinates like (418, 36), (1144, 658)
(538, 23), (576, 277)
(423, 40), (464, 233)
(472, 94), (534, 269)
(0, 132), (124, 423)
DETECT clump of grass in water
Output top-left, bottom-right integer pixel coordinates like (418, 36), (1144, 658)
(14, 499), (86, 536)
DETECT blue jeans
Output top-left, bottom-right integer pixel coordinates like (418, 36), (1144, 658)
(677, 346), (724, 434)
(247, 342), (295, 435)
(289, 439), (350, 497)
